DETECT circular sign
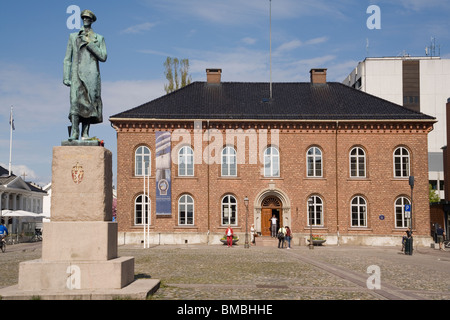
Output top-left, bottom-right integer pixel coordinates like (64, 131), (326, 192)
(379, 214), (385, 220)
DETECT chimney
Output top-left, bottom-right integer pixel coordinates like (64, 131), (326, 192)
(206, 68), (222, 84)
(310, 68), (327, 84)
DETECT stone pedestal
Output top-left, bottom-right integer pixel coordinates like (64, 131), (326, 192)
(17, 147), (136, 293)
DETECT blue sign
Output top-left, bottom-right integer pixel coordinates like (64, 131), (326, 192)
(155, 131), (172, 216)
(405, 204), (411, 212)
(379, 215), (385, 220)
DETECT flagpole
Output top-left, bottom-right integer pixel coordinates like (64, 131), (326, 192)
(9, 106), (13, 176)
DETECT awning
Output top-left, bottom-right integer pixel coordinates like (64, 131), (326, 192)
(1, 210), (44, 221)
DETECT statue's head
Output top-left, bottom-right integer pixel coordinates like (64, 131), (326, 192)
(81, 10), (97, 24)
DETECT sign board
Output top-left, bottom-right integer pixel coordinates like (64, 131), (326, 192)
(405, 204), (411, 219)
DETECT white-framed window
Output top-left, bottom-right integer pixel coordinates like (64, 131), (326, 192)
(394, 147), (410, 178)
(134, 194), (150, 225)
(350, 147), (366, 178)
(178, 194), (194, 225)
(395, 196), (410, 228)
(307, 147), (322, 177)
(221, 146), (237, 177)
(351, 196), (367, 227)
(222, 195), (237, 226)
(307, 195), (323, 226)
(178, 146), (194, 176)
(264, 146), (280, 177)
(135, 146), (151, 176)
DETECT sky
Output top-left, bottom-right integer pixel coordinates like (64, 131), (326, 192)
(1, 0), (450, 187)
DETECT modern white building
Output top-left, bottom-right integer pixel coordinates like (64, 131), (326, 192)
(343, 56), (450, 199)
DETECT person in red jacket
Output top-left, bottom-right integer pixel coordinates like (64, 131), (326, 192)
(225, 225), (234, 247)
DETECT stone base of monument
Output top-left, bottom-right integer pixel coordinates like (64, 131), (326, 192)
(0, 146), (160, 300)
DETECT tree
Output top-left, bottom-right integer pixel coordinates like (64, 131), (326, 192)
(429, 184), (440, 203)
(164, 57), (192, 94)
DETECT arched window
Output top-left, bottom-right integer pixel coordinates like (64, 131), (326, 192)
(394, 147), (410, 178)
(178, 194), (194, 225)
(135, 146), (151, 176)
(134, 194), (150, 225)
(350, 147), (366, 177)
(221, 146), (237, 176)
(222, 195), (237, 226)
(395, 196), (410, 228)
(264, 146), (280, 177)
(307, 147), (322, 177)
(351, 196), (367, 227)
(307, 195), (323, 226)
(178, 146), (194, 176)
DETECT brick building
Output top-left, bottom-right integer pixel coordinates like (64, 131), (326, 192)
(110, 69), (436, 246)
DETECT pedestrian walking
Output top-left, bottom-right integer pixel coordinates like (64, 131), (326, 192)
(250, 224), (256, 246)
(437, 225), (446, 251)
(277, 226), (286, 248)
(285, 226), (292, 249)
(225, 225), (234, 247)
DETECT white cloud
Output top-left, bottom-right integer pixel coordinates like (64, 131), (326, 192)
(121, 22), (156, 34)
(147, 0), (348, 25)
(241, 37), (257, 45)
(0, 162), (38, 181)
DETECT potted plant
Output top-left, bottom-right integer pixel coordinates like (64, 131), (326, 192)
(220, 235), (239, 245)
(307, 235), (326, 246)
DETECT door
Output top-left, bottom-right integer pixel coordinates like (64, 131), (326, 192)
(261, 208), (273, 236)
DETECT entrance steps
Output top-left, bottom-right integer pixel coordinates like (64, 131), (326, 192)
(255, 236), (278, 247)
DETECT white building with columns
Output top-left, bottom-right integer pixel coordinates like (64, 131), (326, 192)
(0, 165), (47, 237)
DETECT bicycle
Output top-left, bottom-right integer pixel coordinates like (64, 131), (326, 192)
(31, 229), (43, 242)
(0, 237), (6, 253)
(444, 240), (450, 249)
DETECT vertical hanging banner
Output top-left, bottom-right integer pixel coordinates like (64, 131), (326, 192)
(155, 131), (172, 215)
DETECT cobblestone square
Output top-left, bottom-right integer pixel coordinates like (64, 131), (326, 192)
(1, 241), (449, 300)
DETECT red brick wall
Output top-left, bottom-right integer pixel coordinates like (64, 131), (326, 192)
(113, 120), (432, 238)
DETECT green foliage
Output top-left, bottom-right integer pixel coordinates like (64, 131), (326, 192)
(429, 184), (440, 203)
(164, 57), (192, 94)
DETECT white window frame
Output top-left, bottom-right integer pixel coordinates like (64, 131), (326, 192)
(221, 146), (237, 177)
(178, 194), (194, 225)
(307, 147), (323, 177)
(393, 147), (410, 178)
(134, 194), (150, 225)
(178, 146), (194, 177)
(222, 195), (237, 226)
(307, 195), (323, 226)
(351, 196), (367, 227)
(264, 146), (280, 177)
(395, 196), (410, 228)
(135, 146), (151, 176)
(350, 147), (366, 178)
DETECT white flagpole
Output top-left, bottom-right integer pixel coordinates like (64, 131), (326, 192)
(143, 160), (146, 249)
(8, 106), (14, 176)
(147, 162), (150, 248)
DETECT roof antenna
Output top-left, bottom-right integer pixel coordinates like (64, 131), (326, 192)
(269, 0), (273, 100)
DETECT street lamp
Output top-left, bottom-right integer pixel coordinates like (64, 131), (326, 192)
(308, 198), (314, 250)
(244, 196), (249, 249)
(409, 176), (414, 230)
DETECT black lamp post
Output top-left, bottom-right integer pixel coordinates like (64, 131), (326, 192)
(308, 198), (314, 250)
(244, 196), (249, 248)
(409, 176), (414, 229)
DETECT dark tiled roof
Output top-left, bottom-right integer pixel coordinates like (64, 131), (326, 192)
(0, 165), (46, 194)
(110, 82), (435, 121)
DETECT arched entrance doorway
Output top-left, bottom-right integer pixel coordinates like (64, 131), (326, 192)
(260, 196), (282, 237)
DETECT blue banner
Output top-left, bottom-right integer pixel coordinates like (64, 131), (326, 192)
(155, 131), (172, 215)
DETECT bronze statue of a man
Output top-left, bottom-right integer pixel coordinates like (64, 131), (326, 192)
(63, 10), (107, 141)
